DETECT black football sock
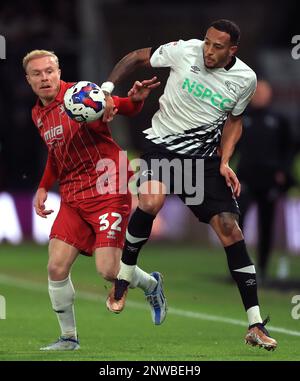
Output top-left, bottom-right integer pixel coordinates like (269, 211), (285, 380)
(224, 240), (259, 311)
(121, 207), (156, 266)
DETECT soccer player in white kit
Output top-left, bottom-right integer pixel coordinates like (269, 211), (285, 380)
(103, 19), (277, 351)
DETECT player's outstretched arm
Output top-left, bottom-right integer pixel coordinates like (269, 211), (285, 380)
(219, 113), (243, 197)
(102, 48), (152, 122)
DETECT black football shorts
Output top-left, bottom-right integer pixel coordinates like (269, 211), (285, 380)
(137, 148), (240, 224)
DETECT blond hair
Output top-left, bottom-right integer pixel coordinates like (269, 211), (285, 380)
(23, 50), (59, 72)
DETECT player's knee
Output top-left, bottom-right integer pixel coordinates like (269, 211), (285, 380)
(219, 213), (243, 241)
(47, 262), (69, 281)
(139, 196), (164, 216)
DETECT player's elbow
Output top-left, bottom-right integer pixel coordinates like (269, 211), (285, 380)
(130, 48), (152, 68)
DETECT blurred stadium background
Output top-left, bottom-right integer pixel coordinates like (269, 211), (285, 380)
(1, 0), (300, 361)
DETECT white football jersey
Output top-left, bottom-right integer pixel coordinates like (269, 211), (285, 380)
(146, 39), (257, 157)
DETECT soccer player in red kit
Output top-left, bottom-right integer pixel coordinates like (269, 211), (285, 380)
(23, 49), (162, 350)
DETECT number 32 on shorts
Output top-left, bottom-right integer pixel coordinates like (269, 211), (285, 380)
(99, 212), (122, 232)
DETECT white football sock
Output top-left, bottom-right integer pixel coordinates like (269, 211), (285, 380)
(129, 266), (157, 293)
(247, 305), (263, 326)
(117, 261), (136, 283)
(48, 275), (77, 339)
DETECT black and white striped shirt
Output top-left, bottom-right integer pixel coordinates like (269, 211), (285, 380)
(145, 39), (257, 158)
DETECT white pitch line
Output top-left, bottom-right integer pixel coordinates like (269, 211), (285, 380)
(1, 273), (300, 337)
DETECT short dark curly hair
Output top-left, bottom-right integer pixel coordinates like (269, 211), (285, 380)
(209, 19), (240, 46)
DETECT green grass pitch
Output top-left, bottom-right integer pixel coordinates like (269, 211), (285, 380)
(0, 242), (300, 361)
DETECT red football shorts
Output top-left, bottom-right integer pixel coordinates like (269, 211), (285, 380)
(50, 193), (132, 256)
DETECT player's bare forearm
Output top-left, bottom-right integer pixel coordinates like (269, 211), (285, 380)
(102, 48), (152, 122)
(220, 114), (243, 165)
(107, 48), (152, 85)
(219, 114), (242, 197)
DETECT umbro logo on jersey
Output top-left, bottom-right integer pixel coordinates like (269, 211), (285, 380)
(190, 66), (201, 74)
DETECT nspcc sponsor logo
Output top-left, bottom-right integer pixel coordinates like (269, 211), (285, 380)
(182, 78), (233, 111)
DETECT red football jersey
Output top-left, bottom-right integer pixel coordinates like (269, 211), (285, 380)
(32, 80), (142, 202)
